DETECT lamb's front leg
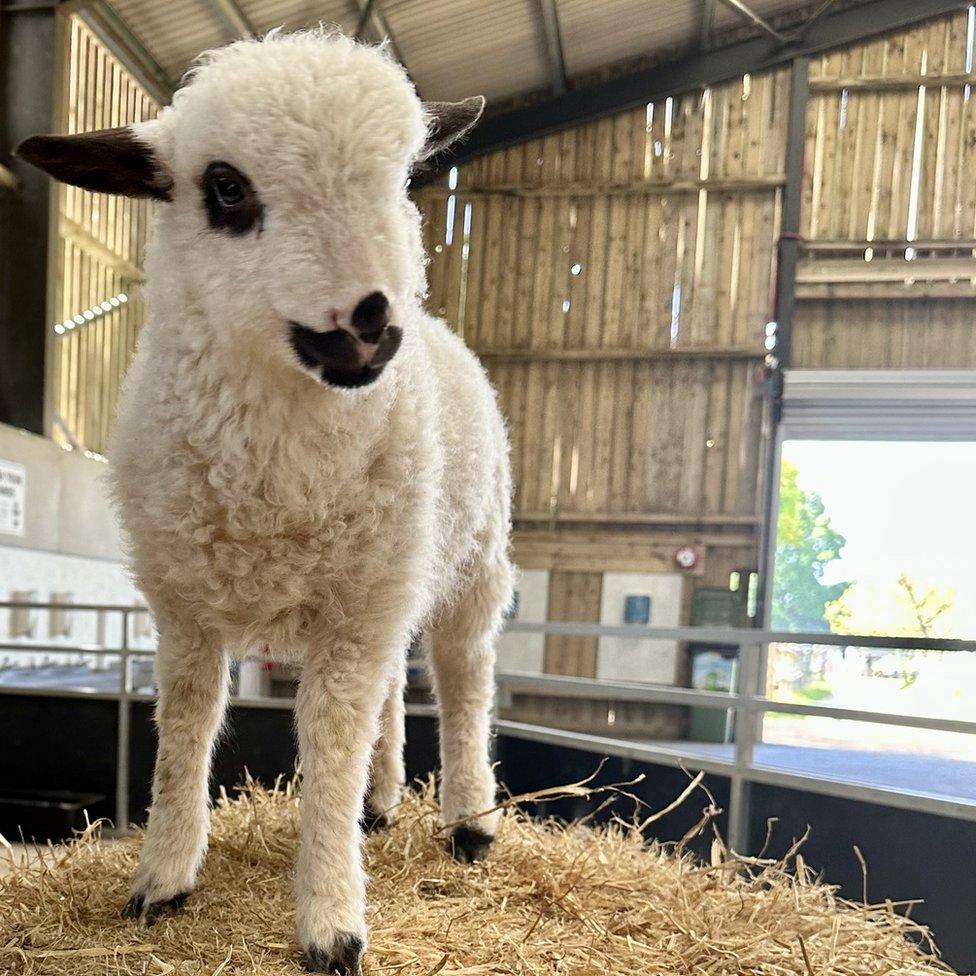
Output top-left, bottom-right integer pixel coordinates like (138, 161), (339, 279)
(296, 635), (398, 975)
(124, 626), (228, 924)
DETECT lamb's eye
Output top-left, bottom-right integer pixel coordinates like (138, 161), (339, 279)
(214, 175), (244, 208)
(202, 161), (263, 235)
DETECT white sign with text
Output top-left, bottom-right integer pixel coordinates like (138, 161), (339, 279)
(0, 460), (26, 536)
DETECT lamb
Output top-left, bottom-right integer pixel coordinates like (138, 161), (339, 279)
(19, 31), (512, 976)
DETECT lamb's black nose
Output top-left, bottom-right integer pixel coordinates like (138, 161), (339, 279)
(351, 291), (390, 343)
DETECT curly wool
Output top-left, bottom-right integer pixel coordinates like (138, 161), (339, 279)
(110, 31), (512, 656)
(101, 32), (512, 966)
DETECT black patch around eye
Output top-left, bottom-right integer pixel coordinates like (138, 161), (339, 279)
(202, 161), (263, 234)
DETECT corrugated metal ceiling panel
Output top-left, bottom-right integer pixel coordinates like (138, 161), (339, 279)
(104, 0), (846, 103)
(557, 0), (702, 78)
(354, 0), (551, 102)
(109, 0), (228, 80)
(712, 0), (819, 33)
(237, 0), (356, 38)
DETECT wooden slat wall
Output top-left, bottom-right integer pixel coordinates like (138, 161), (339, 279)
(795, 11), (976, 367)
(415, 70), (788, 529)
(543, 571), (602, 678)
(51, 16), (158, 455)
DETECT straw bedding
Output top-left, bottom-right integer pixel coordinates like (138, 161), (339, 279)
(0, 776), (955, 976)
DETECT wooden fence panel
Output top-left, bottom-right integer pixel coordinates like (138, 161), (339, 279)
(51, 15), (159, 455)
(798, 10), (976, 367)
(543, 570), (602, 677)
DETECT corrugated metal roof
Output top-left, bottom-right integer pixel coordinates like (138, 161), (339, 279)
(109, 0), (227, 82)
(558, 0), (702, 78)
(383, 0), (550, 101)
(102, 0), (843, 103)
(238, 0), (355, 38)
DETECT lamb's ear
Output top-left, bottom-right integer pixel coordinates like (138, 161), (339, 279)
(417, 96), (486, 162)
(16, 126), (173, 201)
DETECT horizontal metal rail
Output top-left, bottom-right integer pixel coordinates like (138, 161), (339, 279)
(496, 671), (976, 736)
(504, 619), (976, 652)
(1, 603), (974, 840)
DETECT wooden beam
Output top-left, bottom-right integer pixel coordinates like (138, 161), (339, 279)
(804, 238), (976, 251)
(475, 345), (763, 363)
(61, 217), (147, 283)
(417, 175), (785, 199)
(797, 281), (976, 299)
(515, 512), (761, 527)
(812, 73), (976, 92)
(797, 256), (976, 284)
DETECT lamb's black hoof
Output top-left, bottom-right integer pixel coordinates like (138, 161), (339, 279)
(121, 893), (145, 920)
(448, 825), (493, 864)
(122, 891), (190, 926)
(360, 808), (392, 834)
(304, 933), (364, 975)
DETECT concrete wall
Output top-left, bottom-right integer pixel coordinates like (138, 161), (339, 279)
(496, 567), (548, 674)
(0, 424), (139, 661)
(0, 423), (124, 561)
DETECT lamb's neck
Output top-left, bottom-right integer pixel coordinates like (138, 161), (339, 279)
(150, 310), (397, 467)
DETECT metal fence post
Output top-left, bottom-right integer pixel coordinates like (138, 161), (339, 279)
(728, 640), (763, 854)
(115, 609), (131, 834)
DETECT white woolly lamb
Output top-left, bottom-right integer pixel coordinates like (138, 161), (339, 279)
(20, 31), (512, 976)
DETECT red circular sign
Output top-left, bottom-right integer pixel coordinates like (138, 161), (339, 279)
(674, 545), (699, 570)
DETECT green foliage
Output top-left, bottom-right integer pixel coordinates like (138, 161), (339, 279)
(771, 459), (849, 632)
(825, 573), (959, 639)
(794, 678), (833, 702)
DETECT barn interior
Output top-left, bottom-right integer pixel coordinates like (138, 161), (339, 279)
(2, 0), (976, 970)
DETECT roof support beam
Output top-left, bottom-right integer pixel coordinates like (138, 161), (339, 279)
(420, 0), (971, 179)
(716, 0), (787, 43)
(353, 0), (377, 39)
(792, 0), (843, 42)
(75, 0), (176, 104)
(700, 0), (717, 50)
(755, 57), (808, 630)
(206, 0), (255, 40)
(347, 0), (406, 68)
(0, 0), (59, 436)
(538, 0), (568, 95)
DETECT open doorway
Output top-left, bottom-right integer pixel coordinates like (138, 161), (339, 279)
(767, 438), (976, 762)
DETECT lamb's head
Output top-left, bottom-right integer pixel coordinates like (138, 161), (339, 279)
(18, 31), (483, 390)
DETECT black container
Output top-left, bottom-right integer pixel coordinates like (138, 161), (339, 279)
(0, 788), (105, 843)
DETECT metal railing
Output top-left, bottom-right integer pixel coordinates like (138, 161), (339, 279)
(2, 602), (975, 849)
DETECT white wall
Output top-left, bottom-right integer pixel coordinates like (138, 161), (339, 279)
(0, 423), (124, 561)
(0, 423), (140, 669)
(597, 572), (683, 684)
(496, 567), (548, 674)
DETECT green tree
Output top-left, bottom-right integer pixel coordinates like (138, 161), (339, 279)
(825, 574), (958, 639)
(771, 459), (849, 632)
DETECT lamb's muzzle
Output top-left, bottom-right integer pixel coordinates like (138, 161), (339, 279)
(289, 291), (402, 389)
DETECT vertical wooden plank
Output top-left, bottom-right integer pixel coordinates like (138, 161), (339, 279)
(544, 571), (601, 678)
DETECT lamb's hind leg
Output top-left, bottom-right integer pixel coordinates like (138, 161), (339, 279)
(429, 558), (512, 862)
(363, 652), (407, 831)
(124, 624), (228, 925)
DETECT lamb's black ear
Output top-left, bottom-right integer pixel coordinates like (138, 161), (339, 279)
(418, 96), (486, 162)
(16, 127), (172, 201)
